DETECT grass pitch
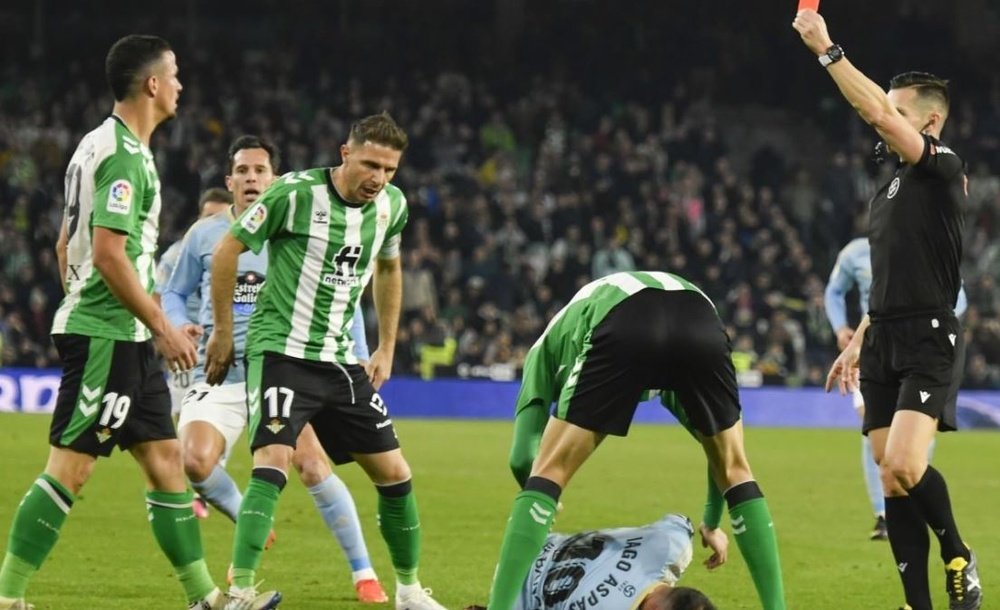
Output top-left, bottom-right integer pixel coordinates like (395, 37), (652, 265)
(0, 413), (996, 609)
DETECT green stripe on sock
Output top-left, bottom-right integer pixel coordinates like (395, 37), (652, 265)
(487, 490), (558, 610)
(146, 490), (213, 603)
(730, 496), (786, 610)
(377, 488), (421, 585)
(232, 478), (282, 588)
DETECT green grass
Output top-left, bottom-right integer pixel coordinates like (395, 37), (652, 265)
(0, 413), (997, 609)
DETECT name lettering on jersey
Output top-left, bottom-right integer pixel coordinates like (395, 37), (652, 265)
(322, 245), (364, 287)
(241, 203), (267, 233)
(887, 177), (901, 199)
(107, 179), (133, 215)
(233, 272), (266, 315)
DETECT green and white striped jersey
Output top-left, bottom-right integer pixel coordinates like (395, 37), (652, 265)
(231, 168), (408, 363)
(515, 271), (714, 415)
(51, 116), (162, 342)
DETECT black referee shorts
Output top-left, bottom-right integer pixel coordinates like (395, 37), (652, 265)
(860, 312), (965, 434)
(558, 288), (742, 437)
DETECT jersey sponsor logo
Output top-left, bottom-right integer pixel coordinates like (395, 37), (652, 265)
(107, 179), (133, 214)
(233, 272), (266, 315)
(887, 177), (901, 199)
(322, 244), (364, 287)
(377, 212), (390, 229)
(241, 203), (267, 233)
(312, 208), (329, 224)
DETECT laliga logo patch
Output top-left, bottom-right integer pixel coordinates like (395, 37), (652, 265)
(241, 203), (267, 233)
(107, 179), (133, 214)
(887, 177), (901, 199)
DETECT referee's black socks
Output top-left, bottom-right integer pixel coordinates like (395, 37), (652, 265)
(905, 466), (971, 563)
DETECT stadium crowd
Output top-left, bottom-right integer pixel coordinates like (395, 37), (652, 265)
(2, 4), (1000, 389)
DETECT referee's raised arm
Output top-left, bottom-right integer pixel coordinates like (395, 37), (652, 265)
(792, 9), (929, 165)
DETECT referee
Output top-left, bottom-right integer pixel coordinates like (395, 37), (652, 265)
(794, 9), (981, 610)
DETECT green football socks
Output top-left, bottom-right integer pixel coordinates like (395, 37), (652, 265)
(487, 477), (561, 610)
(231, 472), (285, 589)
(145, 489), (215, 603)
(726, 481), (786, 610)
(376, 480), (421, 585)
(0, 475), (74, 598)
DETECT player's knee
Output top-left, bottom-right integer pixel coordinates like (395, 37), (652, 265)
(292, 453), (331, 487)
(182, 446), (219, 482)
(45, 455), (95, 496)
(880, 456), (920, 491)
(371, 458), (411, 486)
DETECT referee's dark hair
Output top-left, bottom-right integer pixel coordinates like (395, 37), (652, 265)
(105, 35), (172, 101)
(889, 71), (950, 113)
(227, 135), (281, 173)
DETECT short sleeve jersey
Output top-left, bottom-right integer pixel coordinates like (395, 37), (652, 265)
(51, 116), (162, 341)
(515, 271), (713, 417)
(230, 168), (408, 363)
(868, 135), (965, 316)
(516, 514), (695, 610)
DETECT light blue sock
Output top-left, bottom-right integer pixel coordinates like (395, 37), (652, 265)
(191, 464), (243, 523)
(309, 475), (373, 574)
(862, 436), (884, 517)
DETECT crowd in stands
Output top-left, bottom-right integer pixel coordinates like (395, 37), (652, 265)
(3, 4), (1000, 388)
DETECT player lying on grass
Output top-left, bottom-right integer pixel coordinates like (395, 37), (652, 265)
(466, 513), (717, 610)
(484, 271), (785, 610)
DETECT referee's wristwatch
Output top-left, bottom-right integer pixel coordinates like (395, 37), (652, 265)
(818, 44), (845, 68)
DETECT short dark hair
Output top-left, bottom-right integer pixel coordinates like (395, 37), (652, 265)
(348, 112), (409, 151)
(198, 187), (233, 210)
(659, 587), (717, 610)
(105, 35), (172, 101)
(227, 135), (280, 173)
(889, 71), (950, 111)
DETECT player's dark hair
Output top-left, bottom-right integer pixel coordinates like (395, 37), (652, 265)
(660, 587), (717, 610)
(349, 112), (409, 151)
(105, 35), (172, 101)
(198, 187), (233, 210)
(227, 135), (280, 173)
(889, 71), (950, 112)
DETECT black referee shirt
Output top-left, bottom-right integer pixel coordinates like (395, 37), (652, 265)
(868, 134), (965, 317)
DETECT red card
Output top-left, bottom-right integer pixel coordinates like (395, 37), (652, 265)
(798, 0), (820, 11)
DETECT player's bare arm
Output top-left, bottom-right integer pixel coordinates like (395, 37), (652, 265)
(367, 254), (402, 390)
(92, 226), (196, 371)
(55, 219), (68, 291)
(793, 10), (925, 164)
(205, 232), (246, 385)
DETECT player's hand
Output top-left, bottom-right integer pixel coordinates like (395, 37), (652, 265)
(365, 348), (393, 390)
(204, 330), (235, 386)
(792, 9), (834, 56)
(699, 523), (729, 570)
(835, 326), (855, 351)
(825, 340), (861, 395)
(154, 323), (198, 373)
(181, 323), (205, 342)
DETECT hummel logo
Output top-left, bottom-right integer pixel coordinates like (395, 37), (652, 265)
(78, 385), (102, 417)
(248, 388), (260, 414)
(935, 528), (946, 536)
(948, 333), (957, 346)
(528, 502), (553, 525)
(733, 515), (747, 535)
(898, 562), (908, 573)
(919, 391), (931, 404)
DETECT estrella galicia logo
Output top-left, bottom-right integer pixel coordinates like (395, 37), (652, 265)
(233, 271), (266, 315)
(887, 177), (901, 199)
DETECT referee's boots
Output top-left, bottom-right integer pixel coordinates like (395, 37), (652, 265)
(945, 548), (983, 610)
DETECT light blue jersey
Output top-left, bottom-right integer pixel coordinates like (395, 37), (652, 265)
(162, 208), (370, 384)
(825, 237), (967, 331)
(517, 514), (694, 610)
(156, 240), (200, 323)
